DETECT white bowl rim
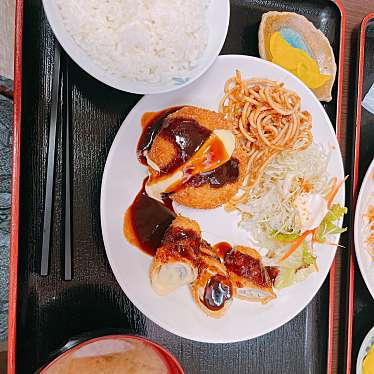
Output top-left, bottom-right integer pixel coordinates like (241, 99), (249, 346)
(41, 0), (230, 94)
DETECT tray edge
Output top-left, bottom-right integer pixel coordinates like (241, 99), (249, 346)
(345, 12), (374, 374)
(7, 0), (24, 373)
(6, 0), (347, 372)
(327, 1), (346, 373)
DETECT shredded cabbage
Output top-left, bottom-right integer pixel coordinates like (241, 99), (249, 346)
(271, 231), (299, 242)
(237, 144), (347, 289)
(239, 144), (332, 246)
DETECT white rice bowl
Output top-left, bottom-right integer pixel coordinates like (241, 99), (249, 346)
(43, 0), (230, 93)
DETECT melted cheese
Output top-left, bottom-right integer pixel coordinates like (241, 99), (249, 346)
(145, 129), (235, 202)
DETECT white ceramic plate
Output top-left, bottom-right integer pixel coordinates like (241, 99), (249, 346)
(357, 325), (374, 373)
(42, 0), (229, 94)
(354, 158), (374, 299)
(101, 55), (345, 343)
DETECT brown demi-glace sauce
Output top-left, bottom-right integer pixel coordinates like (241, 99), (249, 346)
(225, 250), (272, 287)
(126, 107), (242, 256)
(214, 242), (279, 285)
(161, 226), (200, 261)
(266, 266), (280, 286)
(203, 274), (232, 311)
(148, 134), (238, 194)
(213, 242), (233, 260)
(187, 158), (239, 189)
(137, 106), (211, 173)
(137, 106), (239, 190)
(149, 116), (211, 174)
(137, 106), (182, 166)
(124, 179), (176, 256)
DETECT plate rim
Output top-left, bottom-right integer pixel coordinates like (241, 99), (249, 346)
(100, 54), (345, 343)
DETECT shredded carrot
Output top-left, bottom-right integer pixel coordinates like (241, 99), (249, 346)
(325, 177), (337, 198)
(300, 178), (312, 193)
(278, 230), (314, 264)
(325, 175), (348, 207)
(324, 177), (337, 203)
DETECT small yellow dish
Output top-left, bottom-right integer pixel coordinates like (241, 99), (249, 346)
(269, 32), (330, 89)
(258, 11), (337, 102)
(363, 344), (374, 374)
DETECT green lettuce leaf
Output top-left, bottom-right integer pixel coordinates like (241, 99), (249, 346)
(274, 264), (317, 289)
(280, 244), (304, 269)
(294, 265), (317, 283)
(274, 242), (317, 289)
(270, 230), (300, 242)
(314, 203), (348, 243)
(274, 268), (295, 289)
(302, 242), (316, 266)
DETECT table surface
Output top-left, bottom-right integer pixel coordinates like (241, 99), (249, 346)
(0, 4), (15, 373)
(0, 0), (372, 373)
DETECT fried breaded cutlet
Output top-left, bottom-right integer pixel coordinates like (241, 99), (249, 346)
(146, 106), (248, 209)
(150, 216), (278, 315)
(150, 216), (201, 295)
(151, 215), (234, 317)
(224, 246), (276, 304)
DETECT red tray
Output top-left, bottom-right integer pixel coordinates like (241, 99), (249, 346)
(345, 12), (374, 374)
(8, 1), (346, 373)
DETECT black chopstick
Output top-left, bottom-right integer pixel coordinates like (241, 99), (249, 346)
(64, 54), (72, 281)
(41, 41), (61, 276)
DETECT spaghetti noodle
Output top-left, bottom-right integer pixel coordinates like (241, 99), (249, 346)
(219, 70), (313, 209)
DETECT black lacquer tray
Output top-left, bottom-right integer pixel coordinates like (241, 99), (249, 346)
(8, 1), (345, 373)
(345, 13), (374, 374)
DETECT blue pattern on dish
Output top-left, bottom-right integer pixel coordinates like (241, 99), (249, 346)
(365, 335), (374, 354)
(172, 77), (190, 85)
(280, 28), (312, 56)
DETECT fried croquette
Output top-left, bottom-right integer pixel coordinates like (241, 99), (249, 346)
(147, 106), (248, 209)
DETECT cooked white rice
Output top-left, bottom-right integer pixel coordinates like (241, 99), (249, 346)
(56, 0), (210, 83)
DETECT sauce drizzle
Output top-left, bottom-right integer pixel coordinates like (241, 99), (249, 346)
(137, 107), (182, 166)
(124, 179), (176, 256)
(225, 250), (272, 287)
(203, 275), (232, 311)
(156, 116), (211, 173)
(265, 266), (280, 285)
(187, 158), (239, 189)
(161, 226), (201, 261)
(138, 106), (240, 191)
(147, 132), (236, 195)
(213, 242), (233, 260)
